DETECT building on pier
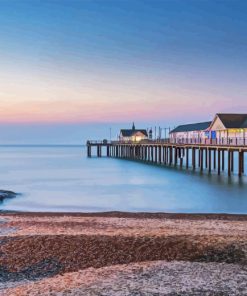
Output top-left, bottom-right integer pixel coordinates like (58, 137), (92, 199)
(169, 121), (211, 144)
(209, 114), (247, 145)
(119, 123), (148, 142)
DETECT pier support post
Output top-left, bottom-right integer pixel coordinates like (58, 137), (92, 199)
(169, 147), (172, 165)
(238, 150), (242, 177)
(200, 149), (203, 172)
(87, 145), (91, 158)
(208, 149), (211, 173)
(175, 148), (178, 166)
(222, 150), (225, 171)
(192, 148), (195, 170)
(214, 149), (216, 170)
(155, 146), (158, 163)
(242, 152), (245, 173)
(228, 150), (231, 176)
(231, 151), (234, 172)
(159, 146), (162, 164)
(180, 148), (183, 168)
(218, 149), (221, 175)
(198, 149), (201, 168)
(186, 148), (189, 169)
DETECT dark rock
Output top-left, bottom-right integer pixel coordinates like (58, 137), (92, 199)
(0, 190), (18, 202)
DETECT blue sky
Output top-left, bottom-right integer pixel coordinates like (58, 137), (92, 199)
(0, 0), (246, 143)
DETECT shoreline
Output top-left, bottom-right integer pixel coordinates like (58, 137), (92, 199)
(1, 210), (247, 221)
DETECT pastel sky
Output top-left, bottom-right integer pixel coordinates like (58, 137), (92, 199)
(0, 0), (247, 143)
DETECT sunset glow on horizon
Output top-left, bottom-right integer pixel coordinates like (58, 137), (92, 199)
(0, 0), (247, 138)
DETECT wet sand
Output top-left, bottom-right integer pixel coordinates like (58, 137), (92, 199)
(1, 212), (247, 295)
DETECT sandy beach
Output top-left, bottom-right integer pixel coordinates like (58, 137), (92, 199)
(1, 212), (247, 295)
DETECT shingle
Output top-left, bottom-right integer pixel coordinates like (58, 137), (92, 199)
(217, 114), (247, 128)
(170, 122), (211, 133)
(120, 129), (148, 137)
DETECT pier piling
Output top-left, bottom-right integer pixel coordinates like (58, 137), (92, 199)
(86, 140), (246, 177)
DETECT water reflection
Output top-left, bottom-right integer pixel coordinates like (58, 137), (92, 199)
(0, 146), (246, 213)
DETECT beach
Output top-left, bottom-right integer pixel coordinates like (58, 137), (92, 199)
(1, 0), (247, 294)
(1, 212), (247, 295)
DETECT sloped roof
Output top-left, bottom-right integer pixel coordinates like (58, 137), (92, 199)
(170, 121), (211, 133)
(120, 129), (148, 137)
(217, 113), (247, 128)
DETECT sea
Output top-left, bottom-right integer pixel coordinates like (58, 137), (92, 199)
(0, 145), (247, 214)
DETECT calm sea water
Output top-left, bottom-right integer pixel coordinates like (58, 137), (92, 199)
(0, 146), (247, 214)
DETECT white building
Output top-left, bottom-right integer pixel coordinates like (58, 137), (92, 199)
(170, 121), (211, 144)
(209, 113), (247, 145)
(119, 123), (148, 142)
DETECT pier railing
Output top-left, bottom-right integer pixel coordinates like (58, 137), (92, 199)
(87, 138), (247, 147)
(87, 137), (247, 146)
(170, 137), (247, 146)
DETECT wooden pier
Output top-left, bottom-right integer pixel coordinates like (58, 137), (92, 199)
(86, 140), (247, 177)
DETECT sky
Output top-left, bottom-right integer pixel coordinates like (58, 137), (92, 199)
(0, 0), (247, 143)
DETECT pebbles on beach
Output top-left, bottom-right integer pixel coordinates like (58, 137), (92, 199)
(2, 214), (247, 237)
(3, 261), (247, 295)
(1, 213), (247, 295)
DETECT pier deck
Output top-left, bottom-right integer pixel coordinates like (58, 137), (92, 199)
(86, 140), (247, 177)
